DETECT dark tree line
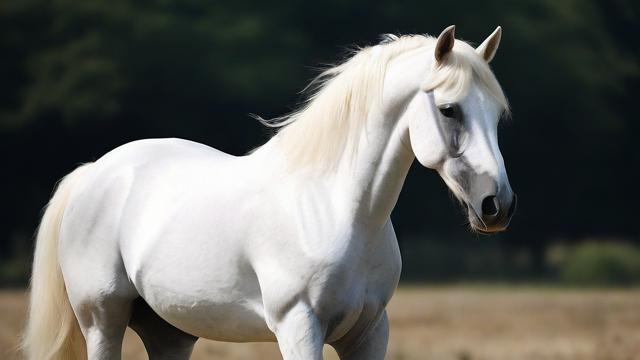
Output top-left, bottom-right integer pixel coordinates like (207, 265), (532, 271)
(1, 0), (638, 283)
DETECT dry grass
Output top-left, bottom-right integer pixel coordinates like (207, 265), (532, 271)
(2, 287), (639, 360)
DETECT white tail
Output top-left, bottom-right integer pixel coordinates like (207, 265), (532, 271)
(22, 164), (93, 360)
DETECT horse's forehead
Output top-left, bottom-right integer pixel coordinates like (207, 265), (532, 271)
(461, 83), (503, 122)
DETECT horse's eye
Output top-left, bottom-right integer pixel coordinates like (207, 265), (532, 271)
(439, 104), (457, 118)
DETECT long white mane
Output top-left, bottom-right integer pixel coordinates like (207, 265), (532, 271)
(258, 34), (509, 171)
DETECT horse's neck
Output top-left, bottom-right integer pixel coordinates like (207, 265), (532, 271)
(336, 117), (414, 231)
(335, 49), (432, 231)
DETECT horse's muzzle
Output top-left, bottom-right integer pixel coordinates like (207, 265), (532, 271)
(469, 192), (517, 233)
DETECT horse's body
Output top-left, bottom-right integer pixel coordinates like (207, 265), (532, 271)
(64, 137), (400, 344)
(24, 26), (515, 360)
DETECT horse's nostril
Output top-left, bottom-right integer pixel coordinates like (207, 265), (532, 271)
(481, 196), (499, 217)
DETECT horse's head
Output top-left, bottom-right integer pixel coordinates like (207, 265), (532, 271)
(406, 25), (516, 233)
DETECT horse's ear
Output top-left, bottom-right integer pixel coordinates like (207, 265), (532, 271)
(435, 25), (456, 63)
(476, 26), (502, 63)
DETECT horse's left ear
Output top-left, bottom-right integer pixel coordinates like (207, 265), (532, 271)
(476, 26), (502, 62)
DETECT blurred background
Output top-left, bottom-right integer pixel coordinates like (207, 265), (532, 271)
(1, 0), (639, 359)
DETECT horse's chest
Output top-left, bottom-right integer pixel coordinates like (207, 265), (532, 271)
(321, 287), (389, 343)
(307, 259), (399, 342)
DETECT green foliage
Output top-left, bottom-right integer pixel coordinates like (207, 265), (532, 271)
(399, 234), (530, 282)
(0, 253), (31, 286)
(559, 242), (640, 286)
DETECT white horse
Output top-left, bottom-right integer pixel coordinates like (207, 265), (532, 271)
(23, 25), (516, 360)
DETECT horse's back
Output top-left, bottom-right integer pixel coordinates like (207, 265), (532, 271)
(99, 137), (233, 166)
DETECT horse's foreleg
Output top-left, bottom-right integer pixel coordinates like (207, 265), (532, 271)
(333, 311), (389, 360)
(272, 301), (325, 360)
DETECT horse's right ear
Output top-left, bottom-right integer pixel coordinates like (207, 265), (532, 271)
(435, 25), (456, 63)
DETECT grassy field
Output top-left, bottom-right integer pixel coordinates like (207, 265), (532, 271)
(1, 287), (639, 360)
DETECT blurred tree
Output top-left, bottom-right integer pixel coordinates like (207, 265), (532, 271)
(0, 0), (638, 283)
